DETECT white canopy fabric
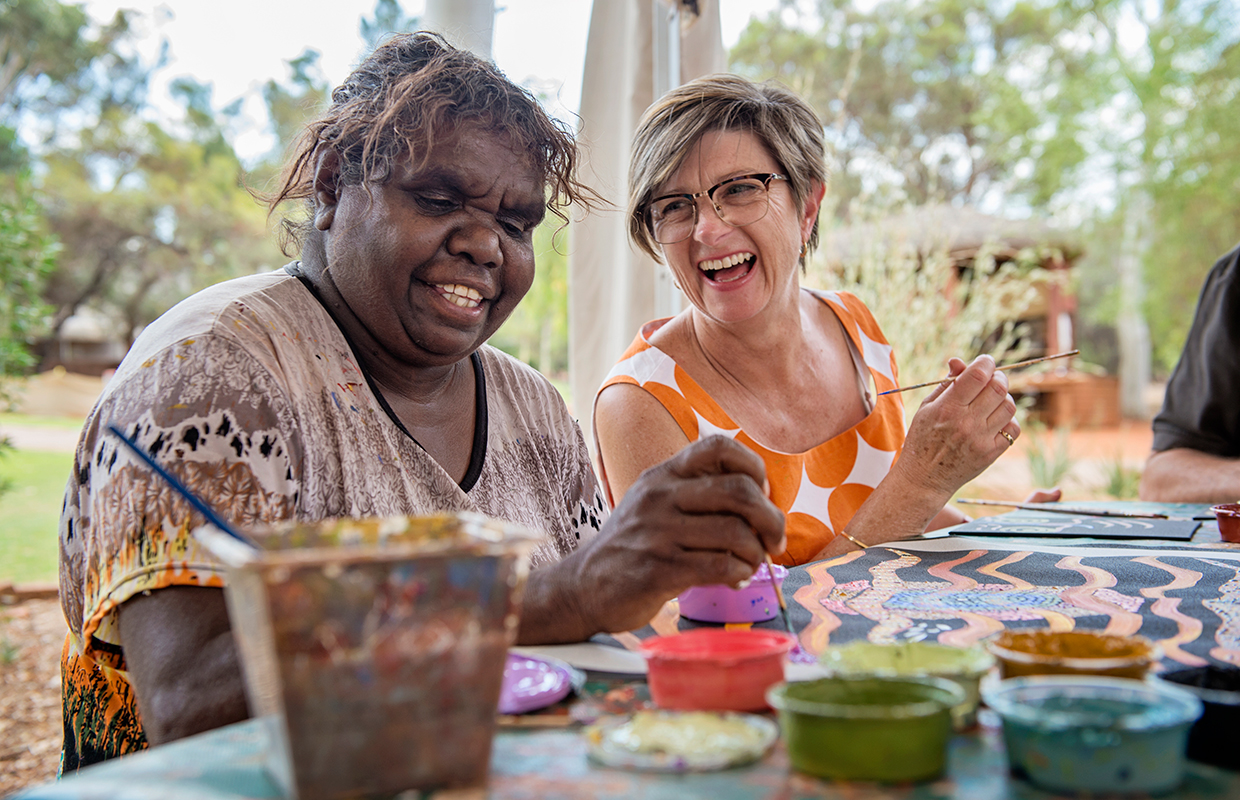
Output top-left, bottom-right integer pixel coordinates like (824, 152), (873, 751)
(568, 0), (724, 444)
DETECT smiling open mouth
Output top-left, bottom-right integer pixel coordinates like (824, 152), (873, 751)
(698, 253), (754, 283)
(434, 283), (483, 309)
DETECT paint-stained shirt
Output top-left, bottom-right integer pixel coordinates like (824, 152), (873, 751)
(58, 267), (606, 771)
(596, 290), (906, 566)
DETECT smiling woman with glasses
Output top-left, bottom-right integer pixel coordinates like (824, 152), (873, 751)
(594, 74), (1059, 567)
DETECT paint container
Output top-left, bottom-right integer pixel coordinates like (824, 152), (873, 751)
(983, 675), (1201, 794)
(678, 562), (788, 623)
(225, 513), (542, 800)
(767, 676), (963, 782)
(1212, 503), (1240, 542)
(1157, 665), (1240, 770)
(986, 629), (1159, 680)
(640, 628), (795, 712)
(819, 641), (994, 729)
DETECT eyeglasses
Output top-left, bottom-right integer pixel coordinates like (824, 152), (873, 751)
(641, 173), (789, 245)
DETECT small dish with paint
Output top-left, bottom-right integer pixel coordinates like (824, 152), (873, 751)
(1212, 503), (1240, 542)
(584, 710), (778, 772)
(678, 562), (788, 624)
(1157, 665), (1240, 770)
(986, 629), (1159, 680)
(983, 675), (1201, 794)
(767, 675), (963, 783)
(641, 628), (794, 712)
(819, 641), (994, 729)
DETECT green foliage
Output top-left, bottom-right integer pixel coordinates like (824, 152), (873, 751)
(1024, 423), (1075, 489)
(0, 0), (133, 115)
(360, 0), (421, 50)
(490, 222), (570, 377)
(0, 448), (73, 583)
(1101, 455), (1142, 500)
(730, 0), (1108, 216)
(732, 0), (1240, 380)
(0, 177), (56, 404)
(254, 50), (331, 184)
(39, 86), (279, 346)
(806, 223), (1055, 409)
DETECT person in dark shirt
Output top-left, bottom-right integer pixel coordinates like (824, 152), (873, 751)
(1141, 243), (1240, 503)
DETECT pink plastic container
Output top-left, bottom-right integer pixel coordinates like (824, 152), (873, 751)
(678, 563), (788, 623)
(1213, 504), (1240, 542)
(640, 629), (795, 712)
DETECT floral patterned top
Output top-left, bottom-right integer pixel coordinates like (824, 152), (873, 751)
(58, 267), (606, 771)
(596, 290), (906, 566)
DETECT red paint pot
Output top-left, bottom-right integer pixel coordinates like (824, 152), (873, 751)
(640, 628), (795, 712)
(1212, 503), (1240, 542)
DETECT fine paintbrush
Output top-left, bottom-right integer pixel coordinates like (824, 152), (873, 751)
(106, 423), (259, 551)
(878, 350), (1079, 396)
(954, 498), (1169, 519)
(765, 553), (796, 638)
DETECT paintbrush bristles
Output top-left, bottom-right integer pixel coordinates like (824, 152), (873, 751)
(879, 350), (1079, 396)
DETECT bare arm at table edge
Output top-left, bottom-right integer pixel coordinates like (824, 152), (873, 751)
(594, 381), (693, 505)
(1140, 448), (1240, 504)
(118, 585), (250, 744)
(517, 436), (786, 644)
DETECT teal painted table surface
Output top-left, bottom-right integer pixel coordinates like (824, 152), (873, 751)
(16, 709), (1240, 800)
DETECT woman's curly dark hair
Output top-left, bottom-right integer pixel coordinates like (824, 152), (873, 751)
(265, 32), (593, 255)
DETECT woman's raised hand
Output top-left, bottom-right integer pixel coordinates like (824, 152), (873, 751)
(569, 435), (786, 634)
(895, 355), (1020, 502)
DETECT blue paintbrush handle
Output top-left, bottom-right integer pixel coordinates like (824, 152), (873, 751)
(106, 423), (254, 545)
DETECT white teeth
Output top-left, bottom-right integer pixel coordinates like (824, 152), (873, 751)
(436, 283), (482, 308)
(698, 253), (753, 273)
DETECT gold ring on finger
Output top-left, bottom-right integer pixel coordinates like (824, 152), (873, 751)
(999, 430), (1015, 446)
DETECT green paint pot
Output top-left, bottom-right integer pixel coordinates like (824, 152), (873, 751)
(767, 676), (964, 782)
(820, 641), (994, 729)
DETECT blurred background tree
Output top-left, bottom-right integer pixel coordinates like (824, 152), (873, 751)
(732, 0), (1240, 382)
(3, 0), (1235, 400)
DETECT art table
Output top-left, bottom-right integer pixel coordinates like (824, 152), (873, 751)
(17, 504), (1240, 799)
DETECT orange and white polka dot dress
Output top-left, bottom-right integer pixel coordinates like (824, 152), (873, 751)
(596, 290), (907, 566)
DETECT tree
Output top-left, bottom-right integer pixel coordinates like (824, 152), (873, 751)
(0, 174), (55, 397)
(730, 0), (1106, 219)
(360, 0), (421, 50)
(731, 0), (1240, 382)
(0, 0), (140, 166)
(38, 82), (276, 353)
(491, 221), (570, 378)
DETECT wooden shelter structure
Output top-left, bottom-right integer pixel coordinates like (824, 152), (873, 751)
(821, 205), (1119, 428)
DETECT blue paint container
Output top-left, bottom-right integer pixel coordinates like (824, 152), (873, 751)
(983, 675), (1202, 794)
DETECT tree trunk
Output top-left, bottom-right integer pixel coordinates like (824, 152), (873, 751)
(1117, 192), (1152, 419)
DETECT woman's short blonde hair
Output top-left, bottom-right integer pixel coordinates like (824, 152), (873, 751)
(628, 74), (828, 263)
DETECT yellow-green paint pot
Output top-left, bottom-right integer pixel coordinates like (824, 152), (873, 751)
(820, 641), (994, 729)
(767, 676), (964, 783)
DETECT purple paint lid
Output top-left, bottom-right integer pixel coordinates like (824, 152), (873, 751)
(498, 653), (576, 715)
(678, 563), (788, 624)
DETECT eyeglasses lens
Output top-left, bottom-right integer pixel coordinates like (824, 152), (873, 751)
(648, 176), (775, 245)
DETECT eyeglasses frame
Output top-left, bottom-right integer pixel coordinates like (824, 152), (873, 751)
(640, 173), (790, 245)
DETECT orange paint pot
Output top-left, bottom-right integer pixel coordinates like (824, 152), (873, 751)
(986, 629), (1159, 680)
(641, 629), (795, 712)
